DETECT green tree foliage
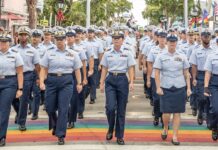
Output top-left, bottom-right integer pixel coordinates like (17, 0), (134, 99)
(142, 0), (196, 25)
(40, 0), (132, 27)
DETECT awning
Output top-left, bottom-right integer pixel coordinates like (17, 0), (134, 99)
(0, 13), (25, 20)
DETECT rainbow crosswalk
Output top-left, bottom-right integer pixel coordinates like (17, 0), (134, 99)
(6, 118), (218, 144)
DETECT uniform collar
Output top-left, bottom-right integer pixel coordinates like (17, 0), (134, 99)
(42, 41), (53, 46)
(0, 49), (10, 55)
(111, 46), (123, 53)
(17, 43), (31, 49)
(201, 45), (214, 51)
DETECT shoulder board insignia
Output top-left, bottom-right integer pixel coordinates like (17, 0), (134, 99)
(48, 47), (54, 50)
(11, 49), (18, 53)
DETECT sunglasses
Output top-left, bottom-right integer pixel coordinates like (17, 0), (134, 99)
(55, 37), (66, 41)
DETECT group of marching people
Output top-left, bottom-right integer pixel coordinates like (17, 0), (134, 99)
(139, 26), (218, 145)
(0, 23), (218, 147)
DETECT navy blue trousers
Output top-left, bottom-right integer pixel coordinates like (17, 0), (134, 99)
(151, 78), (162, 118)
(18, 71), (34, 126)
(0, 77), (17, 139)
(208, 75), (218, 130)
(105, 74), (129, 139)
(31, 72), (41, 116)
(68, 71), (85, 123)
(196, 72), (210, 119)
(45, 75), (74, 138)
(87, 59), (99, 101)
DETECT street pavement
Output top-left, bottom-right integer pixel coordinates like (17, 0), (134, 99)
(5, 63), (218, 149)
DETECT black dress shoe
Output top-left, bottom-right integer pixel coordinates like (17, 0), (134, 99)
(153, 117), (159, 126)
(212, 130), (218, 141)
(14, 115), (18, 124)
(171, 139), (180, 145)
(117, 138), (125, 145)
(67, 122), (75, 129)
(192, 109), (197, 116)
(89, 100), (95, 104)
(0, 138), (6, 147)
(31, 115), (38, 120)
(197, 116), (203, 125)
(78, 113), (84, 119)
(106, 132), (113, 140)
(52, 127), (56, 136)
(58, 138), (65, 145)
(28, 110), (32, 115)
(161, 131), (168, 140)
(19, 125), (26, 131)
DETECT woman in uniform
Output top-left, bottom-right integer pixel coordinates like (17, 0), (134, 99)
(154, 34), (191, 145)
(40, 29), (83, 145)
(146, 30), (167, 126)
(204, 50), (218, 141)
(100, 30), (136, 145)
(0, 33), (23, 146)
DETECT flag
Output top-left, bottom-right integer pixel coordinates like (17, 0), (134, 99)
(202, 9), (209, 26)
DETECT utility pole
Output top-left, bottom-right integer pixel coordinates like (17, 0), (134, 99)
(184, 0), (188, 28)
(86, 0), (90, 28)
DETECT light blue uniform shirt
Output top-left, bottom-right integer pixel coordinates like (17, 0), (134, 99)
(84, 39), (104, 59)
(177, 42), (196, 60)
(67, 44), (87, 61)
(142, 41), (156, 57)
(154, 51), (190, 88)
(32, 44), (46, 59)
(75, 42), (94, 61)
(189, 45), (215, 71)
(147, 46), (167, 78)
(204, 51), (218, 74)
(11, 44), (40, 72)
(100, 46), (136, 73)
(104, 36), (112, 48)
(41, 41), (56, 51)
(40, 48), (82, 73)
(0, 49), (24, 76)
(139, 36), (150, 51)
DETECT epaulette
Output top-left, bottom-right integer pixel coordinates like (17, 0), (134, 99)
(48, 47), (55, 50)
(10, 49), (18, 53)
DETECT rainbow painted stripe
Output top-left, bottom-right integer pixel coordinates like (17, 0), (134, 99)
(6, 118), (215, 143)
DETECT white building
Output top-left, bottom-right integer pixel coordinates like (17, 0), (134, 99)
(0, 0), (28, 31)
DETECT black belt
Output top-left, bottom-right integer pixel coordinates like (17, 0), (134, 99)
(24, 71), (33, 75)
(197, 71), (205, 74)
(109, 72), (126, 76)
(0, 75), (16, 79)
(48, 73), (72, 77)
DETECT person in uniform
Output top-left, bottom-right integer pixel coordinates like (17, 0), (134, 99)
(0, 33), (24, 147)
(100, 30), (136, 145)
(74, 26), (94, 118)
(12, 27), (40, 131)
(146, 30), (167, 126)
(189, 29), (215, 127)
(84, 27), (104, 104)
(142, 29), (159, 106)
(40, 29), (83, 145)
(154, 34), (191, 145)
(204, 50), (218, 141)
(65, 27), (87, 128)
(41, 28), (56, 51)
(30, 29), (46, 120)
